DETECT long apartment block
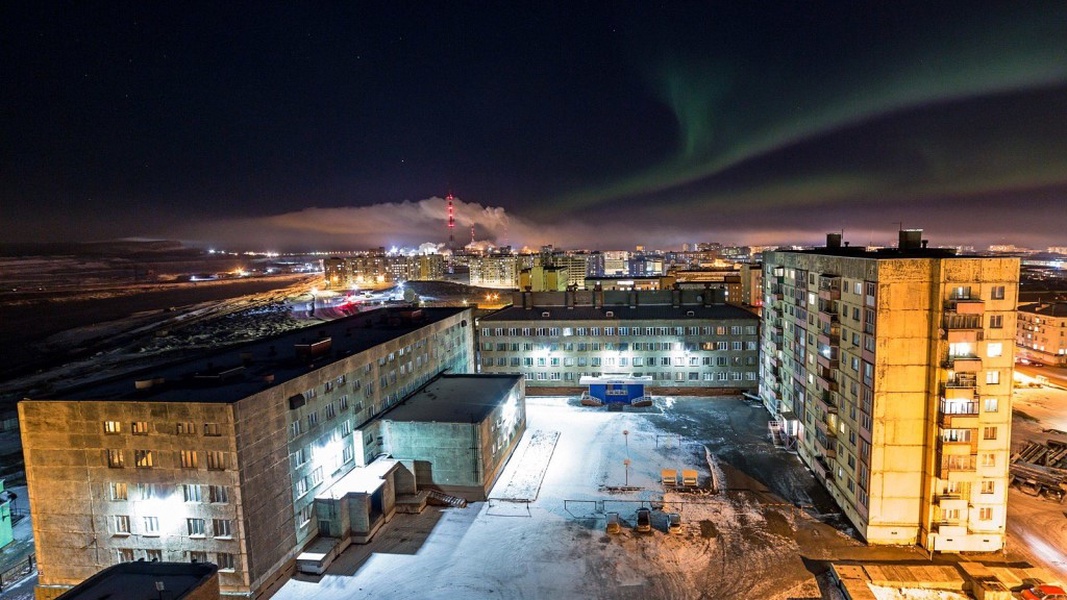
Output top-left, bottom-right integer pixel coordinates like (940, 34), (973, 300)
(760, 231), (1018, 552)
(19, 307), (473, 599)
(477, 288), (760, 392)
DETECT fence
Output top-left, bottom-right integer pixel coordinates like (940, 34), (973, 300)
(0, 553), (35, 591)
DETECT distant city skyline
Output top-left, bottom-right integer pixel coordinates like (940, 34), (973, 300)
(3, 3), (1067, 250)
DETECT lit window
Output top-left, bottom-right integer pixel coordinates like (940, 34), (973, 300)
(203, 423), (221, 436)
(143, 516), (160, 536)
(134, 450), (153, 468)
(180, 450), (198, 469)
(109, 482), (128, 501)
(131, 421), (149, 435)
(206, 451), (227, 471)
(980, 480), (995, 494)
(984, 398), (999, 412)
(986, 342), (1003, 358)
(978, 507), (993, 521)
(107, 449), (124, 468)
(103, 421), (121, 434)
(177, 422), (196, 435)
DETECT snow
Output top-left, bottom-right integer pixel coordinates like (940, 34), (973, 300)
(274, 396), (838, 600)
(867, 585), (970, 600)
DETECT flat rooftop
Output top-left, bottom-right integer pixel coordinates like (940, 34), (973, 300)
(33, 307), (467, 404)
(480, 303), (757, 322)
(381, 374), (521, 424)
(57, 561), (218, 600)
(779, 246), (958, 259)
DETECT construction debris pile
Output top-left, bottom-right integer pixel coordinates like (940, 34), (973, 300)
(1010, 435), (1067, 502)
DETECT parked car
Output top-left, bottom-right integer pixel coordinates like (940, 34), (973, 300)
(667, 512), (682, 534)
(1021, 584), (1067, 600)
(605, 512), (621, 534)
(635, 508), (652, 533)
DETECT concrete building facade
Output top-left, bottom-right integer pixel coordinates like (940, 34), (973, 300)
(20, 307), (473, 599)
(477, 289), (760, 393)
(324, 254), (445, 290)
(1016, 302), (1067, 366)
(468, 255), (520, 289)
(760, 231), (1019, 553)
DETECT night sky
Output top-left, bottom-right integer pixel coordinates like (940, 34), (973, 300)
(3, 3), (1067, 251)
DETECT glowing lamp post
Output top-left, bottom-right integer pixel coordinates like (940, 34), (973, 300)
(623, 429), (629, 453)
(623, 458), (631, 486)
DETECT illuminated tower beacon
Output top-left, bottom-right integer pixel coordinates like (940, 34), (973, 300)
(447, 194), (456, 251)
(760, 230), (1019, 553)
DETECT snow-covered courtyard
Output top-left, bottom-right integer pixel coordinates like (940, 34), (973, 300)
(272, 396), (869, 600)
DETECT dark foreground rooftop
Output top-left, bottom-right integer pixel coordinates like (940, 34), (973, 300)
(33, 306), (468, 404)
(382, 374), (521, 423)
(57, 561), (219, 600)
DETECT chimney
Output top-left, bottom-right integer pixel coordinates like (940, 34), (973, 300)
(703, 283), (713, 307)
(671, 283), (681, 308)
(629, 290), (638, 309)
(522, 290), (531, 310)
(593, 282), (604, 309)
(565, 286), (575, 309)
(898, 229), (923, 251)
(826, 233), (842, 248)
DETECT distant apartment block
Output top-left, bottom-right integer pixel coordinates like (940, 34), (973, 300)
(20, 307), (474, 599)
(761, 231), (1019, 553)
(477, 288), (760, 392)
(1016, 302), (1067, 366)
(324, 253), (445, 289)
(469, 254), (521, 289)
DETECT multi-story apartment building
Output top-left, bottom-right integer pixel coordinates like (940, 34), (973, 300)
(1016, 302), (1067, 366)
(477, 289), (760, 392)
(760, 231), (1019, 553)
(469, 254), (521, 289)
(545, 253), (591, 288)
(324, 253), (445, 289)
(20, 307), (473, 599)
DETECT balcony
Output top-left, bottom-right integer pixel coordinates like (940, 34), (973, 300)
(943, 355), (982, 372)
(937, 451), (978, 480)
(943, 373), (977, 390)
(938, 435), (978, 456)
(938, 400), (979, 428)
(942, 313), (982, 331)
(818, 390), (839, 414)
(818, 275), (841, 300)
(945, 298), (984, 314)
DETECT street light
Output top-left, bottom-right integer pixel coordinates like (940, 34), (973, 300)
(623, 458), (631, 486)
(623, 429), (629, 454)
